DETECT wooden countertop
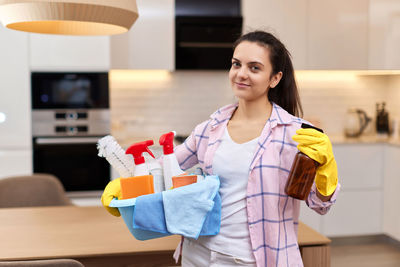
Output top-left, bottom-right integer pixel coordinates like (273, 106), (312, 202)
(0, 206), (329, 261)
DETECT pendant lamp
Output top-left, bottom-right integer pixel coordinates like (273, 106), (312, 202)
(0, 0), (139, 35)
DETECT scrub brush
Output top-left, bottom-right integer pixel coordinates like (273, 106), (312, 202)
(97, 135), (135, 178)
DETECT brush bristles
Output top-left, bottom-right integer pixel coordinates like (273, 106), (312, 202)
(97, 135), (135, 178)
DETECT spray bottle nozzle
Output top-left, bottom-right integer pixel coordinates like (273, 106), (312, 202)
(126, 140), (155, 165)
(159, 131), (176, 155)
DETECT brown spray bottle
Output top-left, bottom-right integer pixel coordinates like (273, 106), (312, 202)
(285, 123), (324, 200)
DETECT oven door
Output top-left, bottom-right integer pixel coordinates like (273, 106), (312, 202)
(33, 137), (110, 192)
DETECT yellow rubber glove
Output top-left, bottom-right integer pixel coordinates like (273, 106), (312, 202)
(101, 178), (122, 217)
(292, 128), (338, 196)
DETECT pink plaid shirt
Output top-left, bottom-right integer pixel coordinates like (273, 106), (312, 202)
(174, 102), (340, 267)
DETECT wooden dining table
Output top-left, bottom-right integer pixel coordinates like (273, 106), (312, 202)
(0, 206), (330, 267)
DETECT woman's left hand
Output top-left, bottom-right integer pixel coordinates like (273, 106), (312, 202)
(292, 128), (338, 197)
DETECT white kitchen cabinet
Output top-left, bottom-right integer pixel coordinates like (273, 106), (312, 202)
(369, 0), (400, 70)
(301, 144), (385, 237)
(307, 0), (369, 70)
(110, 0), (174, 70)
(29, 34), (110, 71)
(0, 149), (32, 178)
(242, 0), (308, 70)
(383, 145), (400, 241)
(322, 190), (382, 236)
(333, 144), (384, 190)
(300, 201), (323, 233)
(0, 27), (31, 149)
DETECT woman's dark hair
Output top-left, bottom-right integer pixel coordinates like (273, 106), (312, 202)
(233, 31), (303, 117)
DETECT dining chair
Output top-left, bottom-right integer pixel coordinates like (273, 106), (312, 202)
(0, 173), (73, 208)
(0, 259), (84, 266)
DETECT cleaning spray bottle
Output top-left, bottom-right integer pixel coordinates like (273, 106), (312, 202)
(285, 123), (324, 200)
(119, 140), (156, 199)
(159, 131), (198, 189)
(159, 132), (185, 189)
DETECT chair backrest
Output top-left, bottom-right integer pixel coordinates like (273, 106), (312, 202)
(0, 174), (72, 208)
(0, 259), (84, 267)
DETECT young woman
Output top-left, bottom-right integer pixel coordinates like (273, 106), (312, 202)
(173, 31), (340, 267)
(102, 31), (340, 267)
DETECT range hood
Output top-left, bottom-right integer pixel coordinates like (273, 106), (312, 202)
(175, 0), (242, 70)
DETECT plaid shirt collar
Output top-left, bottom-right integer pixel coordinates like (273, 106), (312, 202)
(209, 102), (294, 129)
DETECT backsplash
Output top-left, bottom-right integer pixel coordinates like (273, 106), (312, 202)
(110, 70), (398, 142)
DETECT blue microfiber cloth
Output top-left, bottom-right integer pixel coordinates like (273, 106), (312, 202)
(162, 175), (220, 239)
(199, 192), (221, 236)
(133, 192), (169, 234)
(109, 197), (170, 241)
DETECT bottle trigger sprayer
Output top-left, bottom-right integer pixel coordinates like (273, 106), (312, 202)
(159, 131), (185, 190)
(126, 140), (155, 176)
(120, 140), (155, 199)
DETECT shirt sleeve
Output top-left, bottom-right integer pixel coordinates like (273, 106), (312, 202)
(305, 182), (341, 215)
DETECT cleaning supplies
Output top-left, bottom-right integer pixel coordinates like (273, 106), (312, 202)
(147, 159), (165, 193)
(292, 125), (338, 197)
(162, 175), (220, 239)
(172, 174), (198, 188)
(120, 140), (156, 199)
(97, 135), (135, 217)
(286, 124), (323, 200)
(97, 135), (135, 178)
(109, 175), (222, 240)
(159, 131), (185, 190)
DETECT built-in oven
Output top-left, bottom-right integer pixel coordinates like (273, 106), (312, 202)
(31, 72), (111, 192)
(33, 137), (110, 192)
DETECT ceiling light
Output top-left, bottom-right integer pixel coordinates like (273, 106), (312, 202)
(0, 0), (139, 35)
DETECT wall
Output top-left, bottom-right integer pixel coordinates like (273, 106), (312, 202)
(110, 70), (397, 142)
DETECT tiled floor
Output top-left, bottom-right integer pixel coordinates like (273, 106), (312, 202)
(331, 241), (400, 267)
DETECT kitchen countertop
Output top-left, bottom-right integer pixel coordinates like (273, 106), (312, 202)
(330, 134), (400, 146)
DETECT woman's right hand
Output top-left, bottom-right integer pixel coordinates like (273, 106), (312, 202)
(101, 178), (122, 217)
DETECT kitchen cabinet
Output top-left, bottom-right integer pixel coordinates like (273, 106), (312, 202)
(307, 0), (369, 70)
(333, 144), (384, 190)
(369, 0), (400, 70)
(0, 149), (32, 178)
(382, 145), (400, 241)
(322, 190), (382, 236)
(242, 0), (308, 70)
(29, 34), (110, 71)
(243, 0), (369, 70)
(0, 27), (31, 149)
(110, 0), (174, 70)
(300, 144), (384, 237)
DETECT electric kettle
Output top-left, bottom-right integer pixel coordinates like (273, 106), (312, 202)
(344, 109), (371, 137)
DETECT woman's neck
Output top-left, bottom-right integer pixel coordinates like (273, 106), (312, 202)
(232, 96), (272, 123)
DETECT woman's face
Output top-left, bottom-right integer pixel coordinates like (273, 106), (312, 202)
(229, 41), (282, 102)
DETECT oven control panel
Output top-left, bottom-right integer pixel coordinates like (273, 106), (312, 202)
(32, 109), (110, 137)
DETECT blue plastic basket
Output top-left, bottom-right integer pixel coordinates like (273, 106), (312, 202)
(109, 197), (171, 240)
(109, 175), (221, 241)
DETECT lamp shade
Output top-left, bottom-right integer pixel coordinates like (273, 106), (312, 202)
(0, 0), (139, 35)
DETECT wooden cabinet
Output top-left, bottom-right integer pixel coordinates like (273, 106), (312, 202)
(0, 27), (31, 149)
(29, 34), (110, 71)
(369, 0), (400, 70)
(242, 0), (308, 70)
(110, 0), (174, 70)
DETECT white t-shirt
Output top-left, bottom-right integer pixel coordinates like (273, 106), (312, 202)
(197, 128), (259, 261)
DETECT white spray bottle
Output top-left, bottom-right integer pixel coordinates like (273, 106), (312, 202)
(159, 131), (185, 190)
(125, 140), (155, 176)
